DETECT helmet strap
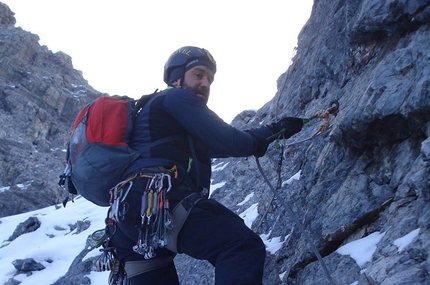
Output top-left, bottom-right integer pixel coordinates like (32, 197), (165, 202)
(179, 66), (186, 89)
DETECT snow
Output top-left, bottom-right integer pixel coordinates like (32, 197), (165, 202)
(237, 203), (286, 256)
(0, 197), (109, 285)
(1, 169), (303, 284)
(212, 161), (230, 172)
(86, 271), (110, 284)
(279, 270), (287, 280)
(0, 186), (10, 193)
(209, 180), (226, 197)
(237, 192), (254, 206)
(238, 203), (259, 228)
(282, 170), (301, 187)
(2, 168), (398, 283)
(16, 181), (34, 190)
(260, 232), (287, 255)
(394, 228), (420, 253)
(336, 231), (386, 267)
(0, 194), (281, 284)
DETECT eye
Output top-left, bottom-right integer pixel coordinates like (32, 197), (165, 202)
(195, 71), (203, 79)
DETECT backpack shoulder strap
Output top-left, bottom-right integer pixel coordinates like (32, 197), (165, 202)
(133, 89), (159, 117)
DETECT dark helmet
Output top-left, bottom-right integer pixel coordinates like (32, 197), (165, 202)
(163, 46), (217, 85)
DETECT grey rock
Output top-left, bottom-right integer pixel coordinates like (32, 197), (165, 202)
(7, 217), (40, 241)
(12, 258), (45, 272)
(0, 0), (429, 285)
(4, 278), (21, 285)
(0, 3), (101, 218)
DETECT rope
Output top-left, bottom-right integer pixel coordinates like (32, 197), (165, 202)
(255, 109), (339, 283)
(255, 157), (337, 285)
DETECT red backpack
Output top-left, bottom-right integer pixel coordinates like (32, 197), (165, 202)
(59, 94), (153, 206)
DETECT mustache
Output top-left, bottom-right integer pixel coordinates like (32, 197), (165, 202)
(197, 87), (209, 97)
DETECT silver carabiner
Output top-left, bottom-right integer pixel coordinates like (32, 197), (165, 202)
(165, 174), (172, 193)
(120, 181), (133, 202)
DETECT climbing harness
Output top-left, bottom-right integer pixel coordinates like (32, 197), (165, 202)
(256, 100), (340, 285)
(121, 192), (202, 279)
(87, 169), (203, 283)
(84, 173), (174, 284)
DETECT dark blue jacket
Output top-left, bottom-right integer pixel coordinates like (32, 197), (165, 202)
(125, 87), (272, 196)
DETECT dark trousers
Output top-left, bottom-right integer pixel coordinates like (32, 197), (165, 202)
(111, 191), (266, 285)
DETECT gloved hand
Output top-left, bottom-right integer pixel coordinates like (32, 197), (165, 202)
(247, 117), (303, 157)
(267, 117), (304, 140)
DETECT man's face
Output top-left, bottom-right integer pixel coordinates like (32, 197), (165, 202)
(182, 66), (215, 104)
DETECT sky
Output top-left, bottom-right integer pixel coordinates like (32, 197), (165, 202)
(0, 166), (421, 284)
(2, 0), (313, 122)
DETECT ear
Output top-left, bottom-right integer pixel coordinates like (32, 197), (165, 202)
(172, 79), (181, 88)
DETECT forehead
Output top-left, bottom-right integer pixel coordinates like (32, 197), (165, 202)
(186, 65), (215, 79)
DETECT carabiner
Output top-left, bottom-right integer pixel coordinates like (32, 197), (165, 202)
(327, 100), (339, 116)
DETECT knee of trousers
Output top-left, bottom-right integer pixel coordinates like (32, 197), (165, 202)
(229, 233), (266, 262)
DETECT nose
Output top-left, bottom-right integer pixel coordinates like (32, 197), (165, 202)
(200, 76), (211, 89)
(203, 75), (212, 86)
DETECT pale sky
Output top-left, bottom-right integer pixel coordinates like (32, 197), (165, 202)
(3, 0), (313, 122)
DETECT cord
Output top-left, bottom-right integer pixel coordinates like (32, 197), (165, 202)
(255, 157), (337, 285)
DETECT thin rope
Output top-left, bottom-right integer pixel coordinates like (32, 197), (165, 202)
(255, 157), (337, 285)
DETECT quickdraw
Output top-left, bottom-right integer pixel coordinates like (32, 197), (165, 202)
(87, 172), (176, 284)
(132, 173), (173, 259)
(309, 100), (340, 138)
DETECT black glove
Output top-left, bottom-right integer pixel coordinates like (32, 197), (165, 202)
(267, 117), (303, 140)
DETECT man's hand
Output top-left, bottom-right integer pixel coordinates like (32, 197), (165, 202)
(267, 117), (304, 139)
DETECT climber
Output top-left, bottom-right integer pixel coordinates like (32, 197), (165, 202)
(108, 46), (304, 285)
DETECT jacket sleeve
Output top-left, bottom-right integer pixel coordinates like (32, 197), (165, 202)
(163, 89), (272, 158)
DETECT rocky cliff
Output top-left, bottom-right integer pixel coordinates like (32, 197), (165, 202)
(179, 0), (430, 284)
(1, 0), (429, 285)
(0, 3), (101, 217)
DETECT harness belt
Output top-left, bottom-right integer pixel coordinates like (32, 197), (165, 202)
(124, 255), (175, 278)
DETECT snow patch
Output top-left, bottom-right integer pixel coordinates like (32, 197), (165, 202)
(282, 170), (301, 187)
(239, 203), (259, 228)
(0, 186), (11, 193)
(237, 192), (254, 206)
(212, 161), (230, 172)
(0, 198), (108, 285)
(394, 228), (420, 253)
(16, 180), (34, 190)
(336, 232), (385, 267)
(260, 232), (286, 255)
(279, 270), (287, 281)
(209, 180), (226, 197)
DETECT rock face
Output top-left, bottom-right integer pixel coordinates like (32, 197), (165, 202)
(1, 0), (429, 285)
(0, 3), (101, 217)
(177, 0), (430, 284)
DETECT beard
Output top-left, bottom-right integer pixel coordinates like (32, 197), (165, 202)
(182, 82), (209, 104)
